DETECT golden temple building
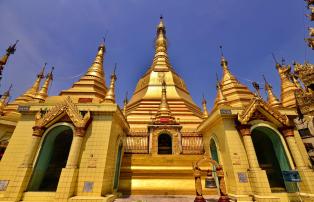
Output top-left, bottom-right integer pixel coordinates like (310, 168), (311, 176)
(0, 16), (314, 202)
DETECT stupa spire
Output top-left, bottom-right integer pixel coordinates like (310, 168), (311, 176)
(24, 63), (46, 98)
(202, 94), (209, 118)
(0, 40), (18, 82)
(214, 47), (253, 108)
(0, 84), (12, 115)
(152, 16), (171, 71)
(154, 81), (176, 123)
(104, 64), (117, 103)
(123, 92), (128, 116)
(263, 75), (281, 108)
(214, 73), (227, 106)
(34, 67), (54, 102)
(275, 60), (297, 108)
(60, 41), (107, 102)
(219, 46), (238, 85)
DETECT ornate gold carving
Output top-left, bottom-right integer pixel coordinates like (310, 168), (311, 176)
(181, 136), (204, 154)
(125, 136), (148, 153)
(236, 124), (251, 136)
(280, 127), (295, 138)
(238, 97), (290, 126)
(34, 96), (90, 130)
(32, 126), (45, 137)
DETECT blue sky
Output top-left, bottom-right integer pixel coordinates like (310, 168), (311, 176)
(0, 0), (311, 109)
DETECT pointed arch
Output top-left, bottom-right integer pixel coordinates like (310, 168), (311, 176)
(34, 96), (90, 130)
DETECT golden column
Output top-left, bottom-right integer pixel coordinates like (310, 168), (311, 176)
(237, 125), (260, 169)
(281, 127), (314, 194)
(237, 124), (272, 196)
(281, 127), (306, 168)
(20, 126), (45, 167)
(66, 127), (85, 168)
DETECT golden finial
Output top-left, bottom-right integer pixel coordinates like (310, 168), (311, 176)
(273, 54), (297, 108)
(154, 81), (175, 123)
(104, 63), (117, 103)
(34, 67), (54, 102)
(152, 16), (171, 71)
(0, 40), (18, 82)
(24, 63), (46, 98)
(0, 84), (12, 115)
(220, 45), (228, 69)
(215, 72), (227, 106)
(263, 75), (281, 108)
(202, 94), (209, 118)
(123, 91), (128, 116)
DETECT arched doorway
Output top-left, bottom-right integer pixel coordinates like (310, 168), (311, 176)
(251, 126), (297, 193)
(28, 125), (73, 191)
(113, 144), (123, 191)
(210, 139), (219, 163)
(158, 134), (172, 154)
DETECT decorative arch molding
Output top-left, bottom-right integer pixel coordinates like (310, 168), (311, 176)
(238, 97), (290, 127)
(34, 96), (90, 132)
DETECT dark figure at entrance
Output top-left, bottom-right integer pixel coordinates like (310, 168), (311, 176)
(158, 134), (172, 154)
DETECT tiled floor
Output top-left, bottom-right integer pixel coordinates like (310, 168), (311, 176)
(114, 195), (219, 202)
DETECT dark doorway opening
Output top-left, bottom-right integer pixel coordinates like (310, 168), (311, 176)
(28, 125), (73, 192)
(251, 127), (297, 192)
(158, 134), (172, 154)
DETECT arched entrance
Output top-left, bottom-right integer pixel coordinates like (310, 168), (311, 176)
(28, 125), (73, 191)
(158, 134), (172, 154)
(210, 139), (219, 163)
(113, 144), (123, 190)
(251, 126), (297, 192)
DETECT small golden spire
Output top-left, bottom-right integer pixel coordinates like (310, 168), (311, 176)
(152, 16), (171, 71)
(263, 75), (281, 108)
(154, 81), (176, 123)
(34, 67), (54, 102)
(0, 40), (18, 82)
(24, 63), (46, 98)
(104, 64), (117, 103)
(123, 91), (128, 116)
(202, 94), (209, 118)
(0, 84), (12, 115)
(219, 46), (238, 85)
(214, 73), (227, 106)
(60, 41), (107, 101)
(275, 61), (297, 108)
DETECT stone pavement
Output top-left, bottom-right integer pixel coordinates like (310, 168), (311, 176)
(114, 195), (219, 202)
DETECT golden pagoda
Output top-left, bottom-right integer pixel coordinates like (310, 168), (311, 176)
(126, 16), (203, 130)
(0, 15), (314, 202)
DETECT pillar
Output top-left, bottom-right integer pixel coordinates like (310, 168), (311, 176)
(237, 124), (272, 196)
(237, 125), (260, 170)
(66, 127), (85, 168)
(20, 126), (45, 168)
(281, 127), (306, 168)
(281, 127), (314, 195)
